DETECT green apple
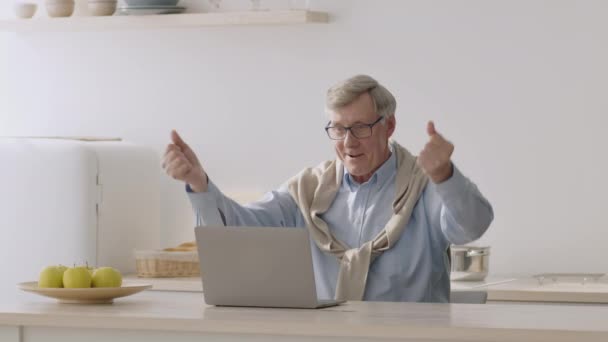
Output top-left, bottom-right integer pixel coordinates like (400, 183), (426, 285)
(84, 262), (95, 276)
(38, 266), (65, 288)
(63, 266), (92, 288)
(91, 267), (122, 288)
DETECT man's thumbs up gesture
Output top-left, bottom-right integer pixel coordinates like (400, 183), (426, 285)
(162, 130), (208, 192)
(417, 121), (454, 183)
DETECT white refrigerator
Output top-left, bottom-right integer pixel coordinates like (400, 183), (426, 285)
(0, 137), (160, 290)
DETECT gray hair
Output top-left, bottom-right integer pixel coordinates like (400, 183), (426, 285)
(325, 74), (397, 119)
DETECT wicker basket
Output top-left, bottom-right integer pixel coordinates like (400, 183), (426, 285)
(134, 250), (200, 278)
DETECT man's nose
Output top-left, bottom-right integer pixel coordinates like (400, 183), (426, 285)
(344, 130), (358, 146)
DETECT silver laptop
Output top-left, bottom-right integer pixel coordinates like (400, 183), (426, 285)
(195, 225), (345, 309)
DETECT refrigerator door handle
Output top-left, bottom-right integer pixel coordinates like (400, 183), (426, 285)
(96, 173), (103, 215)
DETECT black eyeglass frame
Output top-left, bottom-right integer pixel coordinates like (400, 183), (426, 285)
(324, 116), (385, 140)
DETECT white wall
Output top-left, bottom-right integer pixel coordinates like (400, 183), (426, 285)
(1, 0), (607, 277)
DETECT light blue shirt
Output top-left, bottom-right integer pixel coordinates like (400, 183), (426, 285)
(187, 151), (494, 303)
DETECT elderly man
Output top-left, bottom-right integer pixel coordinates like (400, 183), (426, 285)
(163, 74), (494, 303)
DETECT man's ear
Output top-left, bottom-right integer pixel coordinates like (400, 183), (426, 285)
(386, 115), (396, 137)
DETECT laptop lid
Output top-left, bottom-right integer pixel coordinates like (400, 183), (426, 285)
(195, 226), (324, 308)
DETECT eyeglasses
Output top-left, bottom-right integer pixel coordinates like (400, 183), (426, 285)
(324, 116), (384, 140)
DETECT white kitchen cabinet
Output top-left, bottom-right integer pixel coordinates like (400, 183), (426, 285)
(0, 325), (20, 342)
(0, 10), (329, 32)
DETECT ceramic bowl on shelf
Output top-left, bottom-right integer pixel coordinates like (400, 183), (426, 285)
(14, 2), (38, 19)
(45, 0), (75, 17)
(124, 0), (179, 6)
(88, 0), (117, 16)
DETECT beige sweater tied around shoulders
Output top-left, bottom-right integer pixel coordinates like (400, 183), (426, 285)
(287, 141), (429, 301)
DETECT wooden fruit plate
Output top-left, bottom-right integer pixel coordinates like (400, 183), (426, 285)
(18, 281), (152, 304)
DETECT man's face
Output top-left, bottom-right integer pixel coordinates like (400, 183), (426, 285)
(328, 92), (395, 183)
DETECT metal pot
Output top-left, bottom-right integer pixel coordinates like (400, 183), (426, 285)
(450, 245), (490, 281)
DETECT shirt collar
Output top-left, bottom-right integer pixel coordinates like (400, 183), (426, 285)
(342, 145), (396, 191)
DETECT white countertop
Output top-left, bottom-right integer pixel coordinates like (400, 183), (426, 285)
(450, 275), (608, 303)
(2, 288), (608, 341)
(450, 276), (519, 291)
(482, 277), (608, 303)
(126, 274), (608, 304)
(123, 275), (203, 292)
(125, 275), (520, 293)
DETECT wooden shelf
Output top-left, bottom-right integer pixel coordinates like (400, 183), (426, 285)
(0, 10), (329, 32)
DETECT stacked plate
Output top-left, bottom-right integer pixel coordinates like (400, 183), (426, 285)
(118, 0), (185, 15)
